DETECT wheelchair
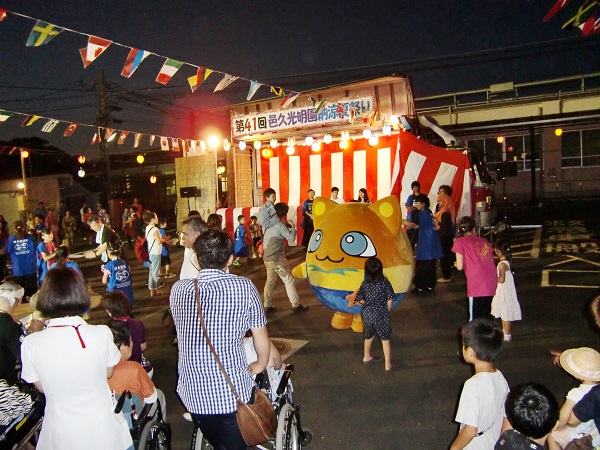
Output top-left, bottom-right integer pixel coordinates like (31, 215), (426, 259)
(0, 393), (45, 450)
(190, 364), (313, 450)
(115, 390), (171, 450)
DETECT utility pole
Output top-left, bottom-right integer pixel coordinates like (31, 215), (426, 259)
(98, 69), (111, 205)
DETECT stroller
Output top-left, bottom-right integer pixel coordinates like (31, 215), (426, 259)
(190, 364), (313, 450)
(115, 390), (171, 450)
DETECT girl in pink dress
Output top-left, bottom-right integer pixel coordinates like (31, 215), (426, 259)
(491, 239), (522, 342)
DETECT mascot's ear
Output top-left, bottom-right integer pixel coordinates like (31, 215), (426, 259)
(312, 197), (338, 228)
(368, 196), (400, 234)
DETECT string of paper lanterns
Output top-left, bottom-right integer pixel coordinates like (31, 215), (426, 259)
(236, 114), (405, 158)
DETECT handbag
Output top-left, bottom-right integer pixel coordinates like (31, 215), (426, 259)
(194, 280), (277, 446)
(564, 434), (594, 450)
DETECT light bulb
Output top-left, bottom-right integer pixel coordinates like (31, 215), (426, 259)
(223, 139), (230, 151)
(239, 141), (246, 150)
(286, 146), (295, 155)
(305, 136), (314, 146)
(382, 125), (392, 136)
(270, 139), (278, 148)
(368, 135), (378, 146)
(254, 140), (261, 150)
(363, 129), (372, 139)
(311, 141), (321, 152)
(324, 133), (332, 144)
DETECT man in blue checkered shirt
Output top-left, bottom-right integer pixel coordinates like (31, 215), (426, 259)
(170, 229), (270, 449)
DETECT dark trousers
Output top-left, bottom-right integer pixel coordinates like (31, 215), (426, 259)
(301, 222), (314, 248)
(438, 234), (454, 280)
(191, 411), (246, 450)
(414, 259), (437, 290)
(469, 296), (493, 321)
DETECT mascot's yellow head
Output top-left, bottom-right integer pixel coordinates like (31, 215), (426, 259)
(292, 196), (414, 313)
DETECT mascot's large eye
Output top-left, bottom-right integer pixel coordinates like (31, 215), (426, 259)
(340, 232), (376, 257)
(307, 230), (323, 253)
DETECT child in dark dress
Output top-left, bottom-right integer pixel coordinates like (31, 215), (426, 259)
(347, 257), (394, 371)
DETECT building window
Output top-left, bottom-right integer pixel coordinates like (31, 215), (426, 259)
(469, 134), (541, 172)
(582, 128), (600, 167)
(562, 128), (600, 168)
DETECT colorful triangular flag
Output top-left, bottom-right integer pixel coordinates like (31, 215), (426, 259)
(118, 131), (130, 145)
(0, 111), (12, 124)
(187, 67), (213, 93)
(156, 58), (184, 85)
(247, 81), (263, 100)
(21, 115), (41, 127)
(80, 36), (112, 68)
(63, 123), (78, 137)
(26, 21), (63, 47)
(543, 0), (572, 22)
(172, 138), (180, 152)
(104, 128), (117, 142)
(280, 92), (299, 108)
(149, 135), (156, 146)
(134, 133), (142, 148)
(271, 86), (284, 98)
(91, 132), (100, 146)
(41, 119), (59, 133)
(121, 48), (149, 78)
(581, 13), (600, 35)
(214, 74), (239, 92)
(160, 137), (169, 151)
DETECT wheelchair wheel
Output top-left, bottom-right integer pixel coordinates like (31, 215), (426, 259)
(275, 403), (301, 450)
(190, 426), (213, 450)
(137, 419), (171, 450)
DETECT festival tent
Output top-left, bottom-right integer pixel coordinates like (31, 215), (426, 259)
(218, 130), (474, 244)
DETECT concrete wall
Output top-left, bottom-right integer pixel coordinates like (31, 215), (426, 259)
(174, 154), (218, 229)
(0, 175), (61, 224)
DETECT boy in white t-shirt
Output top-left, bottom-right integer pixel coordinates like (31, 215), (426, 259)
(450, 319), (509, 450)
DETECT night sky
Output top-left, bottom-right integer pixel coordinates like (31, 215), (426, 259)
(0, 0), (598, 158)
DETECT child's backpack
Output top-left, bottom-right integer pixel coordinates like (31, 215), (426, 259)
(134, 236), (149, 263)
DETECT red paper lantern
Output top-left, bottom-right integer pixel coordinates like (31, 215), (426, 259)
(150, 175), (157, 184)
(21, 150), (29, 158)
(77, 155), (86, 164)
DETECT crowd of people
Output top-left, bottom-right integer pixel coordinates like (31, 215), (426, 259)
(2, 188), (600, 450)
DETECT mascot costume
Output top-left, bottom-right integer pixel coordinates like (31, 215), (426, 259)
(292, 196), (414, 332)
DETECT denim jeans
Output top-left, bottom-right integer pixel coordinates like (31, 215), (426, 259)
(191, 411), (246, 450)
(148, 253), (161, 290)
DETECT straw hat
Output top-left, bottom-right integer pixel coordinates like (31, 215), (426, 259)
(560, 347), (600, 382)
(28, 292), (46, 321)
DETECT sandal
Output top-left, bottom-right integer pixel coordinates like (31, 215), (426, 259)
(363, 356), (382, 366)
(150, 290), (165, 297)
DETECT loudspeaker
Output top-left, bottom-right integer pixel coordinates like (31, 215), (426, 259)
(180, 187), (199, 198)
(495, 162), (518, 179)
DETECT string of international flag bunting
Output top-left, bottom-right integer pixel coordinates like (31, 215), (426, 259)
(0, 1), (598, 155)
(0, 7), (317, 153)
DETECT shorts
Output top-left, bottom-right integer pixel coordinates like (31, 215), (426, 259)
(252, 236), (262, 246)
(161, 255), (171, 266)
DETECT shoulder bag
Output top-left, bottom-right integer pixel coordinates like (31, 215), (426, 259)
(193, 279), (276, 446)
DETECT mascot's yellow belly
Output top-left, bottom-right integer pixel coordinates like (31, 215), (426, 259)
(293, 196), (414, 314)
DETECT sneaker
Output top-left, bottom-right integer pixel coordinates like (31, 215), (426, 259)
(292, 304), (309, 313)
(164, 273), (176, 279)
(437, 278), (451, 283)
(252, 254), (257, 259)
(233, 261), (242, 267)
(504, 334), (512, 342)
(264, 306), (277, 313)
(182, 412), (193, 422)
(156, 282), (165, 289)
(411, 287), (424, 295)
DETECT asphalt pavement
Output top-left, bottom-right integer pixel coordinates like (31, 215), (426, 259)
(13, 201), (600, 450)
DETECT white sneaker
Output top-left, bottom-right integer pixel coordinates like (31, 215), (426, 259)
(504, 334), (512, 342)
(183, 412), (193, 422)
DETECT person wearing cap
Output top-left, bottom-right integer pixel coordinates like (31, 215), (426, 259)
(547, 347), (600, 449)
(0, 280), (26, 385)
